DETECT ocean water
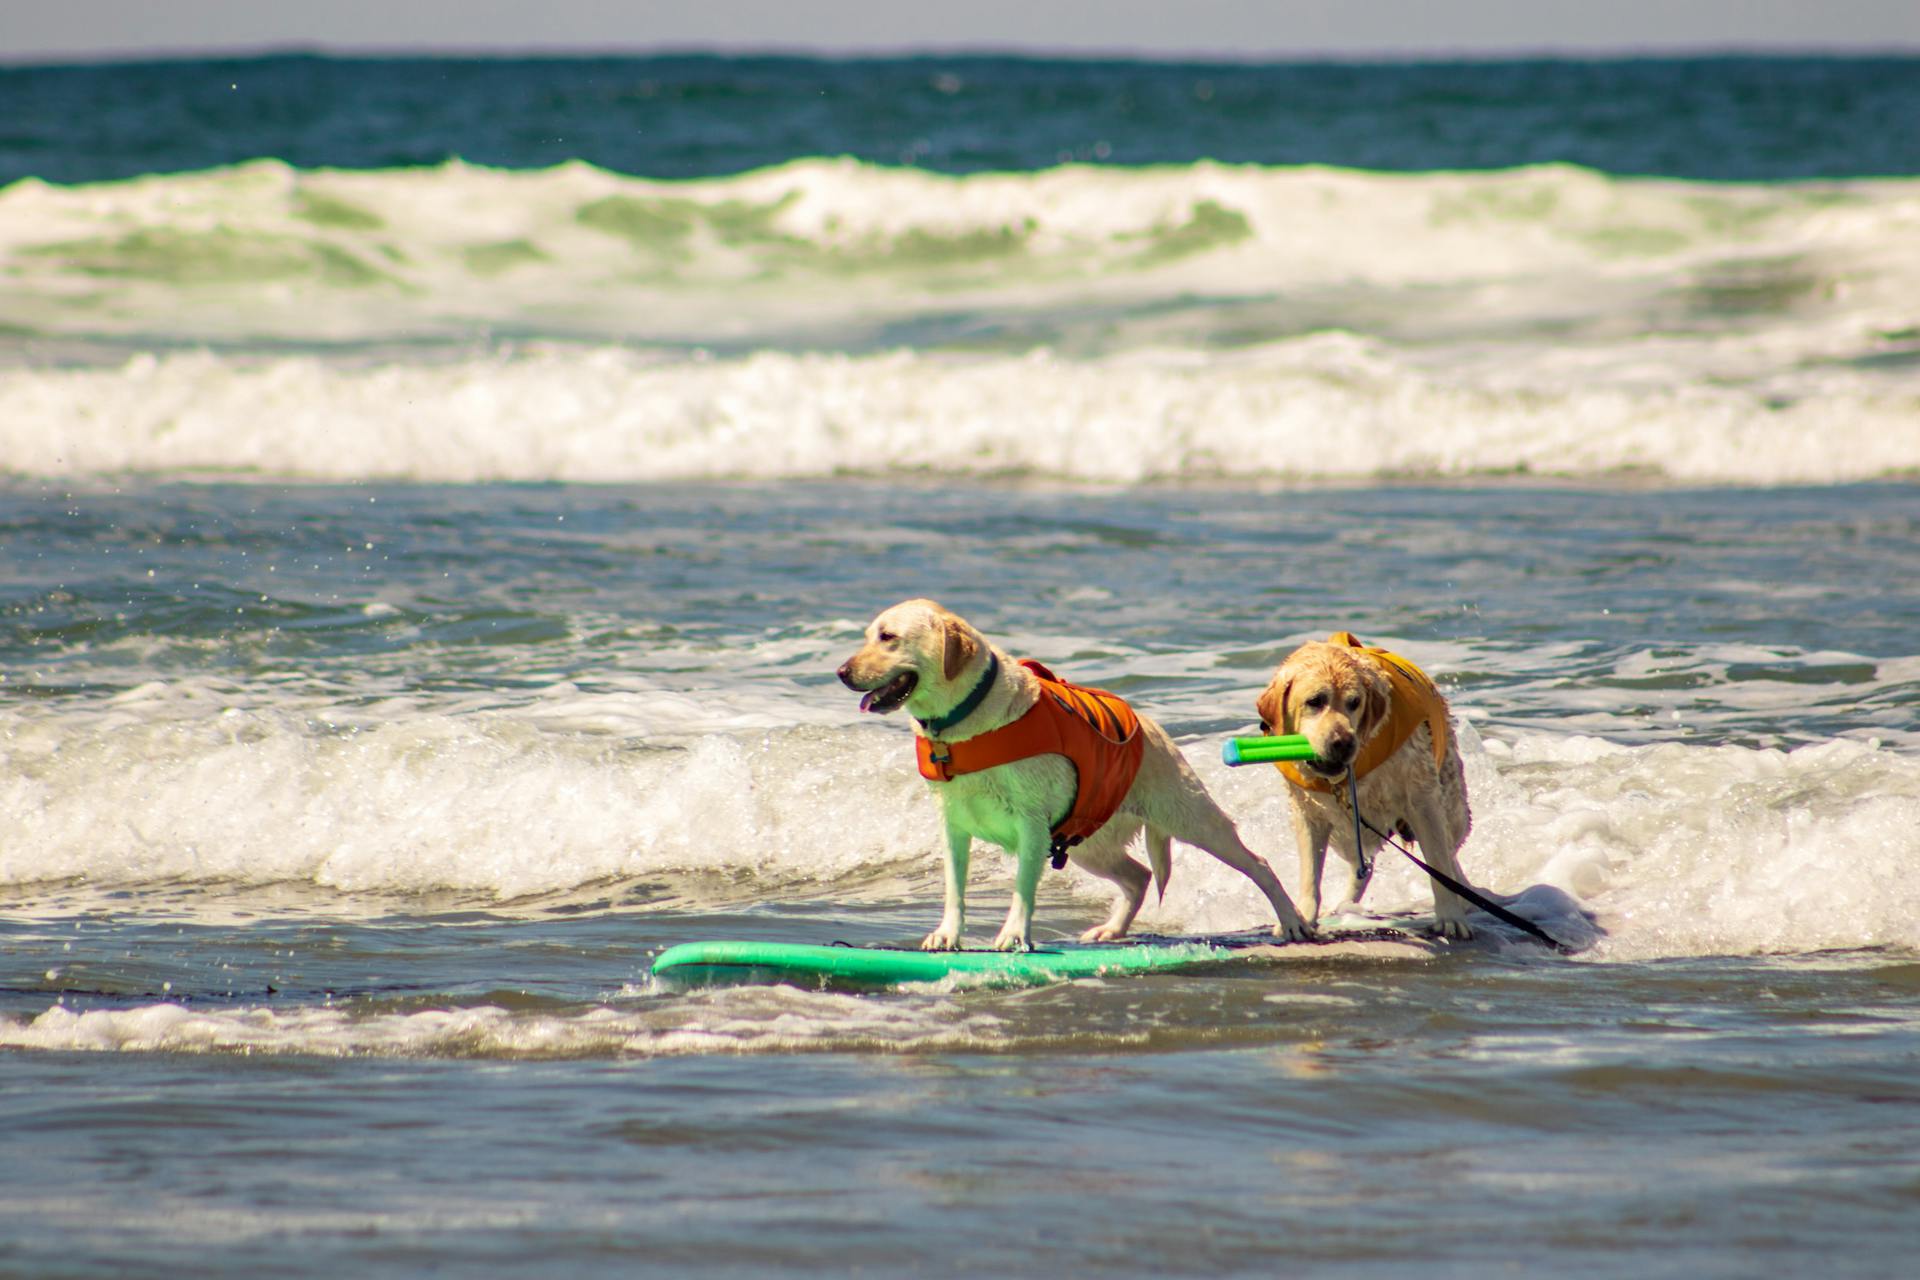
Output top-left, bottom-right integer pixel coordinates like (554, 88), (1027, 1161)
(3, 55), (1920, 1278)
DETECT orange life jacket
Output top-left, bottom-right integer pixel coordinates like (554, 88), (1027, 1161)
(915, 659), (1145, 861)
(1274, 632), (1451, 793)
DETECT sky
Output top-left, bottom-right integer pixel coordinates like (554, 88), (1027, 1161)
(4, 0), (1918, 62)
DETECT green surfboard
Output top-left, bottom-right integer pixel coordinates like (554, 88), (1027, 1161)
(651, 928), (1433, 991)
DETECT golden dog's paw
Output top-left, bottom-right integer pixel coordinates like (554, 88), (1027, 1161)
(1078, 924), (1128, 943)
(920, 929), (962, 951)
(1436, 916), (1474, 941)
(990, 929), (1032, 952)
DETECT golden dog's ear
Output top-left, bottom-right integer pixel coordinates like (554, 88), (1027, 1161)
(1255, 676), (1293, 735)
(941, 617), (978, 682)
(1355, 661), (1393, 741)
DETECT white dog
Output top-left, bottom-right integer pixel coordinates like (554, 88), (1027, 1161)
(838, 598), (1309, 951)
(1257, 632), (1475, 938)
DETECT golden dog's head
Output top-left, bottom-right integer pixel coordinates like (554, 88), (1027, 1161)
(836, 598), (982, 716)
(1257, 641), (1392, 780)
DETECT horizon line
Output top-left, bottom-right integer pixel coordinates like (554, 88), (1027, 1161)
(6, 39), (1920, 70)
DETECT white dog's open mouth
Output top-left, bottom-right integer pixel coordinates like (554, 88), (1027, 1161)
(859, 671), (917, 714)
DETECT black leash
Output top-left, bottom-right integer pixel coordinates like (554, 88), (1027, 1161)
(1345, 769), (1374, 892)
(1344, 770), (1568, 953)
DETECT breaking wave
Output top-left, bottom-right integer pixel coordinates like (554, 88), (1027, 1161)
(6, 159), (1918, 486)
(4, 685), (1917, 963)
(7, 338), (1919, 485)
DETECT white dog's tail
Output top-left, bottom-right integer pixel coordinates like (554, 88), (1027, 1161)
(1146, 830), (1173, 902)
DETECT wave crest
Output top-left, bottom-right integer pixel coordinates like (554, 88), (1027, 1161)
(7, 341), (1917, 484)
(2, 158), (1914, 346)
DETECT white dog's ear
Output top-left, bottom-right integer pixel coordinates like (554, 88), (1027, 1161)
(941, 617), (978, 682)
(1256, 677), (1292, 735)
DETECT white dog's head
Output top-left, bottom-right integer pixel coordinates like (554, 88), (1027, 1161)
(836, 598), (983, 716)
(1257, 640), (1392, 781)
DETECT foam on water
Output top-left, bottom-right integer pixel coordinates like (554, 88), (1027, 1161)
(6, 338), (1919, 485)
(4, 159), (1915, 339)
(0, 696), (938, 899)
(0, 985), (1017, 1059)
(5, 684), (1916, 962)
(8, 159), (1917, 486)
(1468, 733), (1920, 961)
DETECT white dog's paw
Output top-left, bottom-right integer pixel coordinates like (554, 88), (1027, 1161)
(1079, 924), (1128, 943)
(1271, 915), (1316, 944)
(920, 928), (962, 951)
(1435, 915), (1474, 941)
(990, 927), (1032, 952)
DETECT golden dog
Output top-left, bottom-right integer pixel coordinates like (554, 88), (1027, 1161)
(1258, 633), (1475, 938)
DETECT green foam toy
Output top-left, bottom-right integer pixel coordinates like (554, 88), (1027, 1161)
(1221, 734), (1316, 766)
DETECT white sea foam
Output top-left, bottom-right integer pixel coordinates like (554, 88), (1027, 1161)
(6, 159), (1917, 485)
(0, 695), (938, 899)
(3, 158), (1915, 342)
(1461, 732), (1920, 961)
(5, 338), (1918, 485)
(0, 985), (1016, 1058)
(3, 679), (1916, 961)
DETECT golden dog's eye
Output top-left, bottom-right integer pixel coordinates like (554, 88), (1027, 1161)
(877, 629), (897, 643)
(1346, 694), (1362, 711)
(1305, 693), (1329, 711)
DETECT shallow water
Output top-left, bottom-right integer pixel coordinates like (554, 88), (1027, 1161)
(4, 479), (1919, 1276)
(5, 916), (1919, 1278)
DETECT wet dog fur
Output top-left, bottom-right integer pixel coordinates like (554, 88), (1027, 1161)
(1258, 639), (1475, 938)
(839, 598), (1309, 951)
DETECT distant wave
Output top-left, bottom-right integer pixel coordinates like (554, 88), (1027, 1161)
(6, 341), (1917, 485)
(2, 157), (1915, 346)
(8, 159), (1916, 486)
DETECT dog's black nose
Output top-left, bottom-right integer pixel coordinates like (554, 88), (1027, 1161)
(836, 660), (857, 689)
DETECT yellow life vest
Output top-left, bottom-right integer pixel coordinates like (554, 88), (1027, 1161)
(1274, 632), (1450, 793)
